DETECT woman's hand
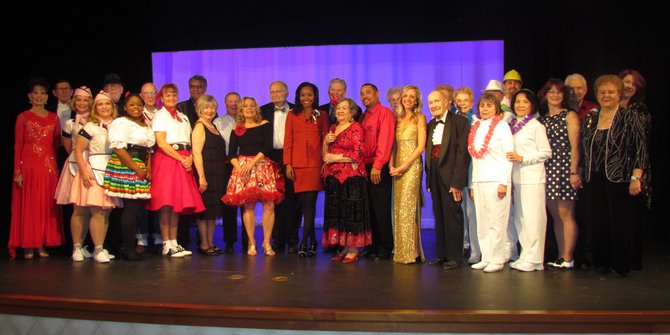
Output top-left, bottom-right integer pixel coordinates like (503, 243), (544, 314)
(136, 169), (147, 181)
(325, 132), (336, 144)
(389, 165), (408, 177)
(497, 184), (507, 199)
(181, 155), (193, 170)
(81, 169), (95, 189)
(14, 175), (23, 188)
(569, 174), (582, 190)
(506, 151), (523, 163)
(286, 165), (295, 181)
(199, 177), (208, 193)
(629, 180), (642, 196)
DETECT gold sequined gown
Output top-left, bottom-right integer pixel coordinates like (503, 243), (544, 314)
(392, 122), (425, 264)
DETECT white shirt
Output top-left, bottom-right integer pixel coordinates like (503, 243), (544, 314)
(431, 113), (448, 145)
(108, 117), (156, 149)
(152, 107), (192, 145)
(57, 101), (72, 130)
(470, 116), (514, 185)
(213, 114), (236, 155)
(510, 118), (552, 184)
(273, 103), (289, 149)
(79, 122), (112, 186)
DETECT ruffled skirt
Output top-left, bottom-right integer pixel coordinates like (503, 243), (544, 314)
(222, 156), (284, 206)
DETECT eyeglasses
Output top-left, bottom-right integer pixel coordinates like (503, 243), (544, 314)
(55, 87), (72, 92)
(141, 91), (157, 96)
(547, 90), (563, 95)
(270, 90), (286, 95)
(189, 85), (205, 89)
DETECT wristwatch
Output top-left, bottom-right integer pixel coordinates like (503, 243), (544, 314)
(630, 175), (640, 181)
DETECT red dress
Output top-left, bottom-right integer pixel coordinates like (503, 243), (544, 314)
(9, 110), (64, 258)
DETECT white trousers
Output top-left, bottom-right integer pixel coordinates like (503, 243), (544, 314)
(462, 187), (479, 259)
(473, 182), (511, 265)
(512, 183), (547, 264)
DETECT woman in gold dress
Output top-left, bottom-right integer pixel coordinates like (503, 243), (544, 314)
(389, 85), (427, 264)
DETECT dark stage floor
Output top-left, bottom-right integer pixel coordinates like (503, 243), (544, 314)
(1, 227), (669, 332)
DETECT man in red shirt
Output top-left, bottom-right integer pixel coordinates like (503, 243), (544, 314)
(358, 83), (396, 260)
(565, 73), (599, 122)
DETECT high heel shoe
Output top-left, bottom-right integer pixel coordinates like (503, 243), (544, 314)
(24, 248), (34, 260)
(307, 243), (317, 257)
(342, 252), (358, 264)
(262, 243), (275, 256)
(247, 245), (257, 256)
(331, 252), (346, 261)
(38, 248), (49, 258)
(297, 245), (307, 257)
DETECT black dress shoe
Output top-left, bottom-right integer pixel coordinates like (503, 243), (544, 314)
(442, 260), (462, 270)
(428, 257), (446, 265)
(224, 243), (234, 253)
(119, 248), (143, 261)
(307, 244), (317, 257)
(287, 245), (298, 253)
(373, 254), (390, 261)
(272, 243), (286, 252)
(297, 245), (307, 258)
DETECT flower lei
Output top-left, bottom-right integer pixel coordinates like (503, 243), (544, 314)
(468, 114), (502, 159)
(234, 124), (247, 136)
(509, 114), (534, 135)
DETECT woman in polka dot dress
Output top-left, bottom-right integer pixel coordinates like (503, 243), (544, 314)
(538, 79), (582, 269)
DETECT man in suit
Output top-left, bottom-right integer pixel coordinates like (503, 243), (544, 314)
(318, 78), (362, 125)
(260, 81), (299, 253)
(177, 74), (208, 127)
(425, 90), (471, 270)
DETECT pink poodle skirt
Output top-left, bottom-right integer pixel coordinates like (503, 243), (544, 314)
(148, 149), (205, 214)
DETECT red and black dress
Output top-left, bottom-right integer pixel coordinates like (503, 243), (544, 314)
(322, 122), (371, 247)
(222, 123), (284, 205)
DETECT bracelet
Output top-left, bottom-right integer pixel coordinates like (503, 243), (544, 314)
(570, 172), (579, 175)
(630, 175), (640, 181)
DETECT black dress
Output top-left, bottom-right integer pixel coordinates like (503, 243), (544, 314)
(196, 124), (227, 220)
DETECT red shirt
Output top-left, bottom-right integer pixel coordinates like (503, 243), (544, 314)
(577, 100), (599, 122)
(359, 102), (396, 169)
(324, 122), (366, 184)
(283, 109), (329, 168)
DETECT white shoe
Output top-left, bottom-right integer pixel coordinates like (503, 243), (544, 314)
(512, 261), (544, 272)
(93, 249), (110, 263)
(471, 261), (489, 270)
(483, 263), (504, 273)
(81, 245), (93, 259)
(72, 247), (84, 262)
(165, 247), (186, 258)
(175, 244), (192, 256)
(547, 258), (574, 269)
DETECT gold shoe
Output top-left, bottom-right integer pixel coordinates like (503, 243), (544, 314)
(247, 245), (257, 256)
(38, 248), (50, 258)
(262, 244), (275, 256)
(24, 248), (34, 260)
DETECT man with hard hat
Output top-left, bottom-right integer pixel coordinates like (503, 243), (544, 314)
(502, 69), (522, 112)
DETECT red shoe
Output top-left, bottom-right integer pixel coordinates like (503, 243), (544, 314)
(331, 253), (345, 261)
(342, 252), (358, 264)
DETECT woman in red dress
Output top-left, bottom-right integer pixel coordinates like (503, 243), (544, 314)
(284, 82), (329, 257)
(9, 78), (64, 260)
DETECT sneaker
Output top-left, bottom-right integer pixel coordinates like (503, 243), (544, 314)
(93, 249), (110, 263)
(72, 247), (85, 262)
(483, 263), (504, 273)
(548, 258), (574, 269)
(81, 245), (93, 259)
(174, 244), (192, 256)
(165, 247), (186, 258)
(512, 261), (544, 272)
(471, 261), (489, 270)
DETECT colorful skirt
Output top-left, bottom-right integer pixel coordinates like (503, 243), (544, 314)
(222, 156), (284, 206)
(103, 152), (151, 199)
(148, 149), (205, 214)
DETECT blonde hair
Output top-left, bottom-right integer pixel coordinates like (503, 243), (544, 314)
(397, 85), (422, 122)
(196, 94), (218, 117)
(68, 95), (92, 114)
(89, 98), (118, 124)
(236, 97), (263, 125)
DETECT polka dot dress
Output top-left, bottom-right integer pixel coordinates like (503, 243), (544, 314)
(542, 110), (577, 200)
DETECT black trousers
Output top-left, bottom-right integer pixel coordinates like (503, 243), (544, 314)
(366, 164), (393, 256)
(586, 170), (637, 274)
(296, 191), (318, 246)
(269, 149), (299, 248)
(429, 163), (464, 261)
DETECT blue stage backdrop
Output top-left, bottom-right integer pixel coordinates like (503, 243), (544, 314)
(152, 40), (504, 227)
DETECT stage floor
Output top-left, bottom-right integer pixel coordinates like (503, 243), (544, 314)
(1, 228), (669, 333)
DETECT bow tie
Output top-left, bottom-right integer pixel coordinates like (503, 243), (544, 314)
(436, 120), (445, 124)
(274, 106), (287, 112)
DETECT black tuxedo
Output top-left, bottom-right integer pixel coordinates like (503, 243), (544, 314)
(318, 102), (362, 125)
(259, 101), (300, 249)
(425, 113), (470, 261)
(177, 99), (199, 128)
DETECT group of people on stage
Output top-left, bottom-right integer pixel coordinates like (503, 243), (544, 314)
(10, 69), (650, 276)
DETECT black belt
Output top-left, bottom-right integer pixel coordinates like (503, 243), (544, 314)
(170, 143), (191, 151)
(127, 144), (152, 160)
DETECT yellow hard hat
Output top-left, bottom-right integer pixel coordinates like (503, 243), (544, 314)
(503, 69), (522, 83)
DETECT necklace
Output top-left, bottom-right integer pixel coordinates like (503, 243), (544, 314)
(509, 114), (534, 134)
(468, 114), (502, 159)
